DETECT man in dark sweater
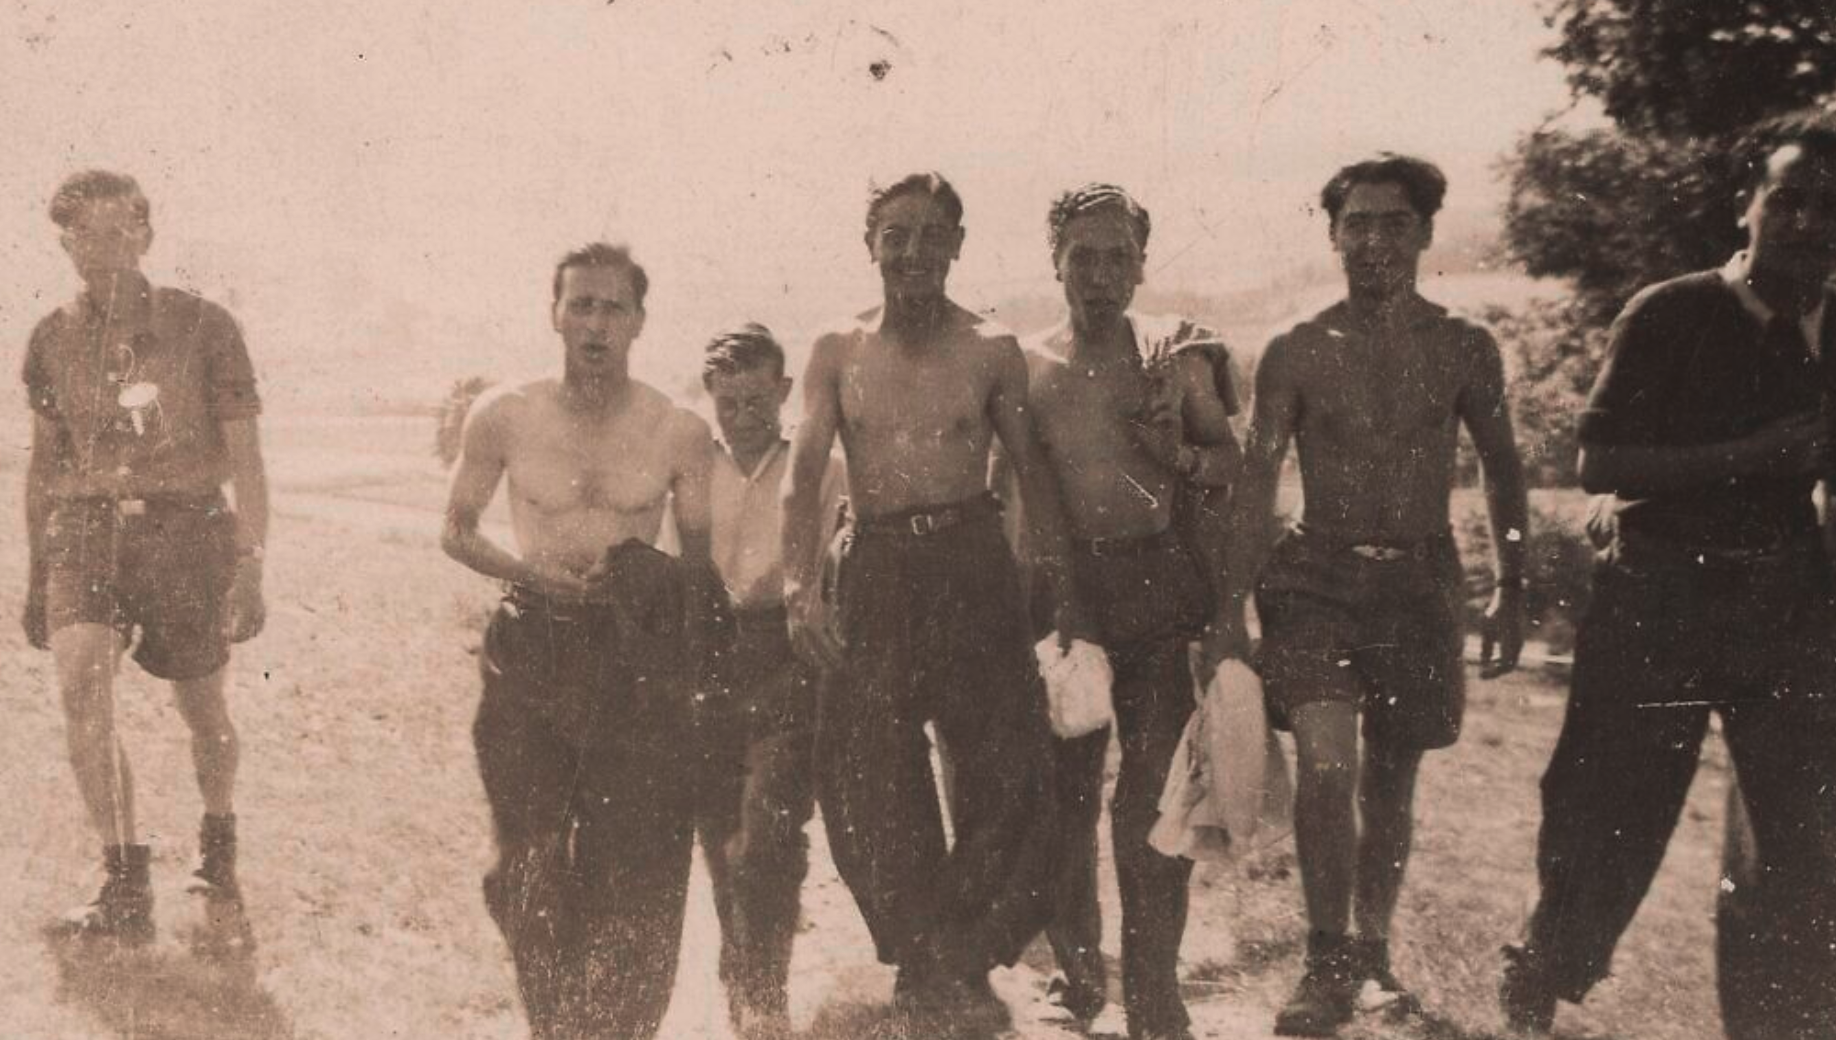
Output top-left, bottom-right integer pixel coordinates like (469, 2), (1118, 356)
(1502, 110), (1836, 1040)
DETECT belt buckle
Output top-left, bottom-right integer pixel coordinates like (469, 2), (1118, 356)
(1086, 537), (1115, 558)
(1351, 544), (1406, 562)
(909, 512), (939, 536)
(116, 498), (148, 518)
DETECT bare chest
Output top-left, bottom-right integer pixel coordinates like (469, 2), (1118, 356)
(839, 348), (990, 448)
(509, 419), (673, 516)
(1300, 340), (1463, 442)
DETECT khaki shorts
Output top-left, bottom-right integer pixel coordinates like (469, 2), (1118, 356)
(1254, 529), (1466, 750)
(44, 495), (236, 681)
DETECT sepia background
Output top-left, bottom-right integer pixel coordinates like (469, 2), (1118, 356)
(0, 2), (1770, 1038)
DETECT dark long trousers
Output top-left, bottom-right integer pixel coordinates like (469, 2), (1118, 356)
(474, 590), (697, 1040)
(693, 608), (816, 1027)
(817, 511), (1058, 980)
(1525, 545), (1836, 1040)
(1049, 640), (1196, 1038)
(1048, 536), (1207, 1038)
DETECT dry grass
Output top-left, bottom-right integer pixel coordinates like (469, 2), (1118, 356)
(0, 412), (1733, 1040)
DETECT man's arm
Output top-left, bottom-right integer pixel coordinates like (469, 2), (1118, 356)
(1174, 352), (1242, 487)
(23, 413), (65, 649)
(440, 390), (588, 599)
(988, 337), (1085, 641)
(783, 333), (848, 666)
(1578, 416), (1827, 496)
(221, 418), (270, 643)
(1210, 338), (1302, 665)
(670, 412), (715, 565)
(1459, 330), (1530, 675)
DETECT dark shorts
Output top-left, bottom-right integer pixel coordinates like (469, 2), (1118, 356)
(44, 494), (236, 681)
(1254, 528), (1465, 750)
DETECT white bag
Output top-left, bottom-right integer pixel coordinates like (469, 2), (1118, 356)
(1149, 659), (1293, 862)
(1034, 636), (1115, 739)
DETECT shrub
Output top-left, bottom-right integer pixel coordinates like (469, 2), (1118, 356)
(433, 377), (495, 467)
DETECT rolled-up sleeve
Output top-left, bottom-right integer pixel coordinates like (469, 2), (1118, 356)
(1577, 287), (1676, 447)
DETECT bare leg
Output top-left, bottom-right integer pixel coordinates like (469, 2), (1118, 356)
(52, 623), (136, 845)
(1289, 702), (1361, 937)
(1352, 739), (1423, 941)
(173, 668), (238, 816)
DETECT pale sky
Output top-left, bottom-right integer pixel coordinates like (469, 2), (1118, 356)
(1, 0), (1578, 403)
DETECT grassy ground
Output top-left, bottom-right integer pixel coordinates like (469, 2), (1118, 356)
(0, 412), (1731, 1040)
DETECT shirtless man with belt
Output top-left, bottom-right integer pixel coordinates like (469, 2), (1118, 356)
(782, 171), (1069, 1031)
(442, 242), (715, 1040)
(1217, 154), (1528, 1036)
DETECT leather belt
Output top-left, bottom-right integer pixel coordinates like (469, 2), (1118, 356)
(853, 493), (1001, 538)
(1075, 527), (1182, 559)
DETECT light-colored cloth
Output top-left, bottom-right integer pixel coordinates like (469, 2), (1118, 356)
(1034, 635), (1115, 738)
(1150, 659), (1293, 862)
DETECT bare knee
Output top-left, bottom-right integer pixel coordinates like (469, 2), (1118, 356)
(174, 672), (236, 740)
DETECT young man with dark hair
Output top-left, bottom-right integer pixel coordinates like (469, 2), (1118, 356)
(1218, 153), (1528, 1036)
(781, 171), (1066, 1028)
(26, 169), (269, 947)
(1501, 112), (1836, 1040)
(1021, 183), (1241, 1040)
(694, 322), (842, 1040)
(443, 241), (715, 1040)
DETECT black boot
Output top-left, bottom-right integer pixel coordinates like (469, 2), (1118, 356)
(1274, 932), (1360, 1036)
(187, 813), (241, 901)
(50, 843), (155, 944)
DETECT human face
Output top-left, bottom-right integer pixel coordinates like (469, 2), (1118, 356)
(552, 265), (645, 378)
(1330, 181), (1431, 300)
(59, 196), (151, 286)
(707, 365), (792, 458)
(1743, 143), (1836, 288)
(865, 191), (964, 304)
(1055, 209), (1145, 333)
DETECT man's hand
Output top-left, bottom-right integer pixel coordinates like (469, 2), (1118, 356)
(1129, 386), (1186, 473)
(23, 553), (48, 651)
(788, 580), (843, 671)
(1196, 608), (1252, 686)
(1479, 583), (1526, 679)
(227, 560), (266, 643)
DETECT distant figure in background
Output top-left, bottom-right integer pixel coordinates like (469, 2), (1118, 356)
(781, 171), (1068, 1031)
(1018, 183), (1241, 1040)
(25, 169), (270, 947)
(693, 323), (842, 1040)
(1218, 154), (1528, 1036)
(442, 242), (717, 1040)
(1501, 111), (1836, 1040)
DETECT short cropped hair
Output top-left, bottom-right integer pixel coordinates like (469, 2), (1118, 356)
(1320, 153), (1448, 228)
(702, 322), (787, 384)
(1047, 183), (1152, 257)
(1731, 108), (1836, 193)
(864, 171), (964, 235)
(50, 170), (151, 229)
(551, 242), (649, 308)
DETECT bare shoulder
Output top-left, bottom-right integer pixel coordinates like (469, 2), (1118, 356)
(811, 316), (870, 369)
(468, 379), (546, 434)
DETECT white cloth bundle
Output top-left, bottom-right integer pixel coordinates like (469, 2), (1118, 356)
(1150, 659), (1293, 861)
(1034, 636), (1115, 738)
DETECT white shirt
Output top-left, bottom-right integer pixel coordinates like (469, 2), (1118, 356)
(711, 441), (844, 610)
(1721, 252), (1827, 359)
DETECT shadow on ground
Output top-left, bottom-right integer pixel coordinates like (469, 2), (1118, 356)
(46, 917), (292, 1040)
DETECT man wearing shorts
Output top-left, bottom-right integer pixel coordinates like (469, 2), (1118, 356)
(1218, 154), (1528, 1036)
(1021, 184), (1241, 1040)
(694, 323), (842, 1040)
(1500, 112), (1836, 1040)
(25, 170), (269, 945)
(443, 242), (715, 1039)
(781, 171), (1067, 1029)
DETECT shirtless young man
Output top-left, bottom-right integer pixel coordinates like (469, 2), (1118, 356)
(781, 172), (1065, 1027)
(1217, 155), (1528, 1036)
(1021, 184), (1243, 1040)
(442, 242), (715, 1040)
